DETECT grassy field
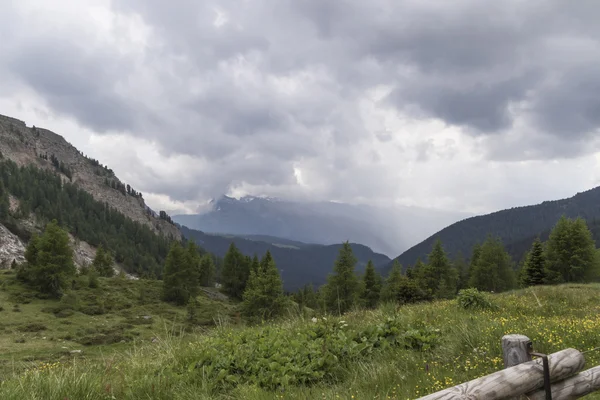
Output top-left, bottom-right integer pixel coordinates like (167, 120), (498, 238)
(1, 276), (600, 399)
(0, 269), (236, 379)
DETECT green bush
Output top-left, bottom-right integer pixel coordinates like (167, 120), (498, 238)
(457, 288), (496, 310)
(185, 315), (440, 390)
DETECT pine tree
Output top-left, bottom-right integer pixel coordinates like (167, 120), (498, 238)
(92, 245), (115, 277)
(221, 243), (250, 299)
(88, 268), (100, 288)
(197, 253), (216, 287)
(469, 235), (516, 292)
(0, 180), (9, 220)
(454, 251), (470, 291)
(381, 261), (428, 304)
(21, 220), (76, 298)
(242, 250), (287, 321)
(545, 216), (599, 283)
(521, 237), (546, 286)
(162, 242), (199, 305)
(419, 239), (457, 298)
(324, 241), (360, 314)
(250, 254), (260, 274)
(360, 260), (382, 308)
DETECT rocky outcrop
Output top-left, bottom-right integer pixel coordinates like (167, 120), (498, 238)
(0, 114), (180, 240)
(0, 222), (26, 267)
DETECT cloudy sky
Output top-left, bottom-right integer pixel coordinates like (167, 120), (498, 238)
(2, 0), (600, 216)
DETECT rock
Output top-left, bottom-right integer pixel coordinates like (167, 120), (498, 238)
(151, 337), (159, 343)
(0, 223), (26, 267)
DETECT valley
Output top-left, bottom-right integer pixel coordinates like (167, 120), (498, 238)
(1, 114), (600, 399)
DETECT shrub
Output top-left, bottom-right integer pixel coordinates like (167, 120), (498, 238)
(185, 315), (441, 390)
(18, 323), (47, 332)
(457, 288), (496, 311)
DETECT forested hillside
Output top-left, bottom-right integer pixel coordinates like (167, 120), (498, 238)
(179, 225), (390, 290)
(0, 158), (173, 278)
(390, 186), (600, 269)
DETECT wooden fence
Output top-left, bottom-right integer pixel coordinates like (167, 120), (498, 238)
(417, 334), (600, 400)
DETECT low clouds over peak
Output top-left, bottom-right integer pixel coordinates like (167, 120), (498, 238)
(2, 0), (600, 215)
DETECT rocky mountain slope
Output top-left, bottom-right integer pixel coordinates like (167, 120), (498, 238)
(0, 114), (180, 240)
(0, 114), (181, 273)
(174, 195), (470, 257)
(388, 185), (600, 270)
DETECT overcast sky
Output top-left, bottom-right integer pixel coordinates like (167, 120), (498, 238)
(2, 0), (600, 216)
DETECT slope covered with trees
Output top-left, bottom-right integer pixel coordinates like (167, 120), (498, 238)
(0, 158), (174, 277)
(179, 225), (391, 291)
(390, 186), (600, 270)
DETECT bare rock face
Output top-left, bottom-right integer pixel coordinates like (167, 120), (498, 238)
(0, 222), (26, 267)
(0, 114), (181, 240)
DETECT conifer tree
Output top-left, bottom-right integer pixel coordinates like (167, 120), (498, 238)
(242, 250), (287, 320)
(324, 241), (360, 314)
(454, 251), (470, 291)
(250, 254), (260, 274)
(360, 260), (382, 308)
(0, 180), (9, 220)
(420, 239), (458, 298)
(521, 237), (546, 286)
(198, 253), (216, 287)
(469, 235), (516, 292)
(221, 242), (250, 299)
(162, 242), (199, 305)
(92, 245), (115, 277)
(381, 261), (428, 304)
(545, 216), (599, 283)
(21, 220), (76, 298)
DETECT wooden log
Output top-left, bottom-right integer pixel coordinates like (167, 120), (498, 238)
(416, 348), (585, 400)
(503, 334), (533, 368)
(525, 365), (600, 400)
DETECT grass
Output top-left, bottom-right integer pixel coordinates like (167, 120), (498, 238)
(0, 270), (236, 379)
(1, 280), (600, 399)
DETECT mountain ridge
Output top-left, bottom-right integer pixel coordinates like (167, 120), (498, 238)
(178, 224), (391, 291)
(389, 185), (600, 270)
(174, 194), (471, 257)
(0, 114), (180, 241)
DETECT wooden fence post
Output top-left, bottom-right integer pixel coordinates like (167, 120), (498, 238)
(416, 348), (585, 400)
(503, 334), (533, 368)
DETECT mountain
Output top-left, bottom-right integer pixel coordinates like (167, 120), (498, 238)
(179, 225), (391, 291)
(173, 195), (470, 257)
(0, 114), (181, 274)
(390, 186), (600, 270)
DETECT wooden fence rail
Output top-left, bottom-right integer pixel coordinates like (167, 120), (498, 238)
(417, 334), (600, 400)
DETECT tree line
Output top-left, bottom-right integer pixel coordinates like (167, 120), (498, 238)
(0, 159), (181, 277)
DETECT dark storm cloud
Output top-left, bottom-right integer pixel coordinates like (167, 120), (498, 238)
(7, 39), (136, 132)
(4, 0), (600, 205)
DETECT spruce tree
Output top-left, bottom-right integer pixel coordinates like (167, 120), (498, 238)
(420, 239), (457, 298)
(325, 241), (360, 314)
(92, 245), (115, 277)
(360, 260), (382, 308)
(22, 220), (76, 298)
(0, 180), (9, 220)
(198, 253), (216, 287)
(381, 261), (428, 304)
(221, 243), (250, 299)
(469, 235), (516, 292)
(242, 250), (287, 321)
(454, 251), (470, 291)
(521, 237), (546, 286)
(162, 242), (199, 305)
(545, 216), (599, 283)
